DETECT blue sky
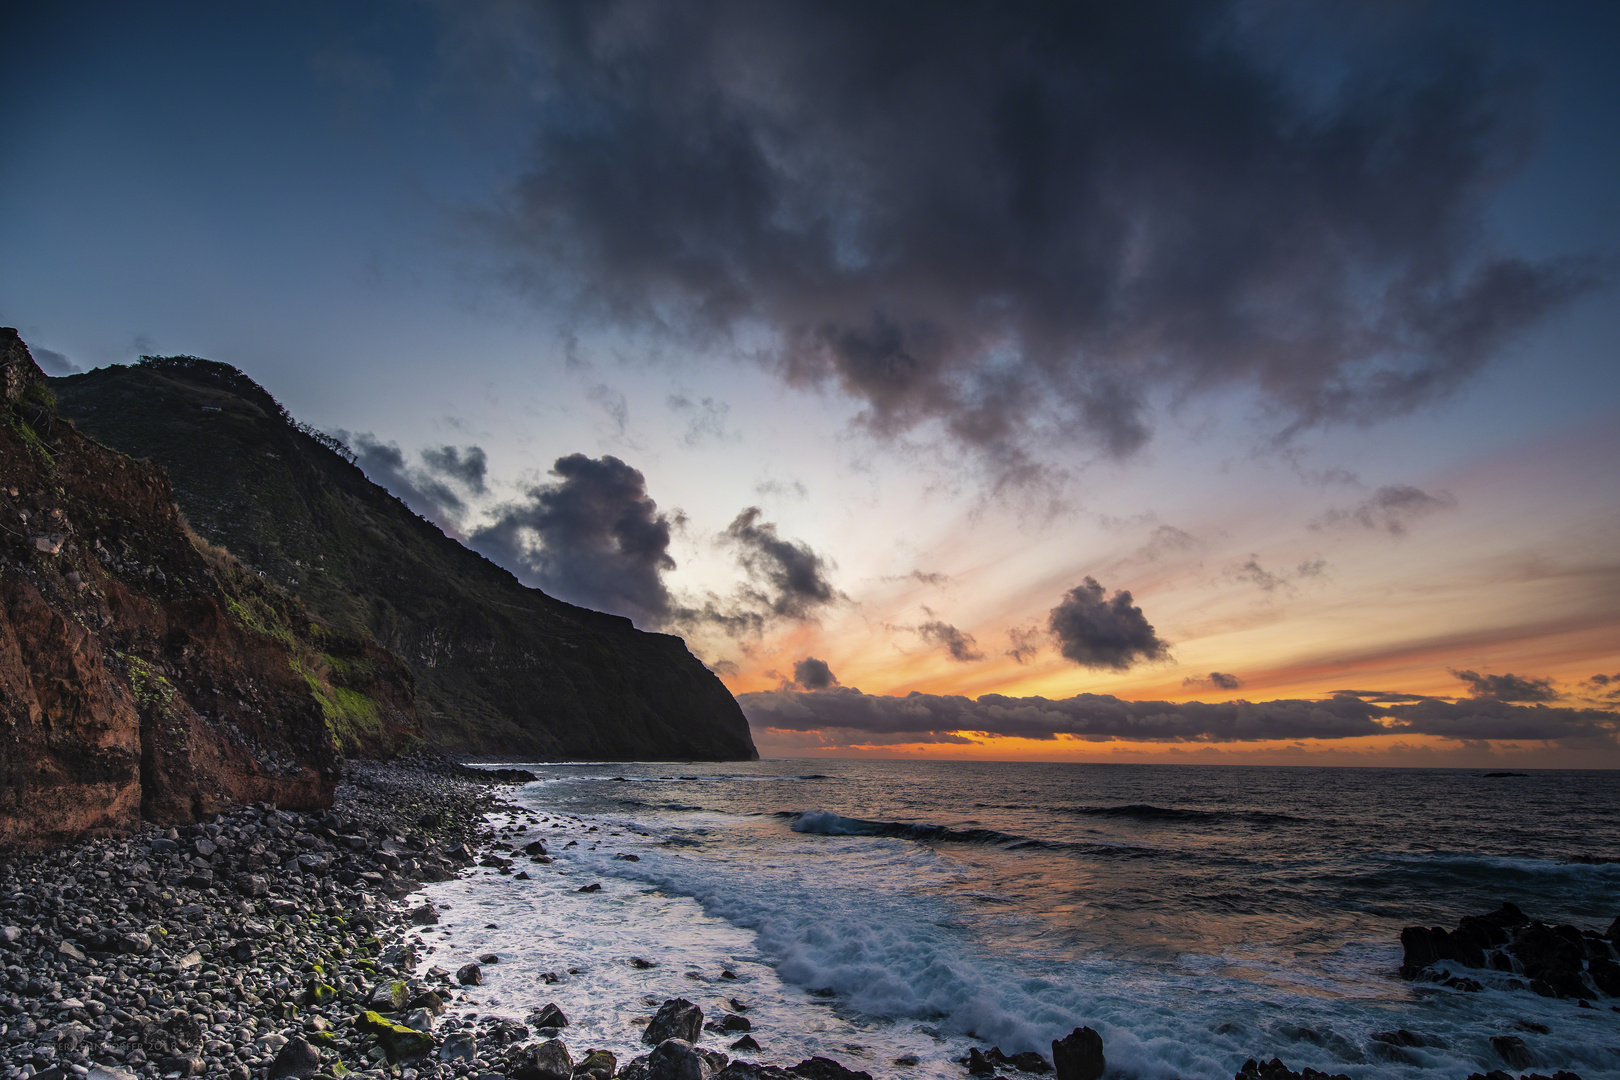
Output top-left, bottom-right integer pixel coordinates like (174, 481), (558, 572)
(5, 1), (1618, 763)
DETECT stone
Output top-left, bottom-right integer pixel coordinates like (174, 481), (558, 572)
(456, 962), (483, 986)
(644, 998), (704, 1045)
(511, 1037), (573, 1080)
(56, 940), (87, 962)
(719, 1014), (751, 1032)
(439, 1033), (478, 1063)
(1051, 1027), (1105, 1080)
(117, 931), (153, 954)
(86, 1067), (139, 1080)
(576, 1049), (618, 1080)
(1489, 1035), (1531, 1069)
(530, 1002), (568, 1028)
(644, 1039), (726, 1080)
(789, 1059), (870, 1080)
(729, 1036), (761, 1052)
(357, 1010), (437, 1062)
(269, 1036), (323, 1080)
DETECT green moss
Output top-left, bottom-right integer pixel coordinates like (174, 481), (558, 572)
(355, 1010), (436, 1062)
(124, 655), (174, 709)
(7, 414), (55, 472)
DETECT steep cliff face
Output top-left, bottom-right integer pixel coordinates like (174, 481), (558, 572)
(53, 355), (758, 762)
(0, 330), (418, 850)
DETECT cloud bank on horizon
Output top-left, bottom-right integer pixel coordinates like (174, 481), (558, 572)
(444, 0), (1601, 477)
(739, 683), (1620, 750)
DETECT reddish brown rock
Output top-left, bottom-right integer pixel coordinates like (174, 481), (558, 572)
(0, 328), (418, 850)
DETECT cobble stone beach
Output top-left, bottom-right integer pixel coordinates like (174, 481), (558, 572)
(0, 759), (909, 1080)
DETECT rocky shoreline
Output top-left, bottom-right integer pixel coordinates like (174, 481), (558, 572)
(0, 758), (1604, 1080)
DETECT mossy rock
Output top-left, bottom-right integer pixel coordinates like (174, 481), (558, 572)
(303, 982), (338, 1006)
(356, 1010), (436, 1062)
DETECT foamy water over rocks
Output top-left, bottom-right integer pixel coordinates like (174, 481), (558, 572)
(407, 761), (1620, 1080)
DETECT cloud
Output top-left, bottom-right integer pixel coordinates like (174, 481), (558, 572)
(450, 0), (1601, 477)
(737, 686), (1620, 746)
(344, 431), (487, 527)
(1588, 673), (1620, 700)
(1313, 485), (1458, 536)
(667, 393), (736, 446)
(1184, 672), (1242, 691)
(1230, 556), (1328, 594)
(1048, 577), (1168, 670)
(1005, 625), (1042, 665)
(469, 453), (675, 625)
(1451, 668), (1558, 703)
(420, 445), (489, 494)
(721, 507), (839, 619)
(792, 656), (839, 690)
(916, 620), (985, 663)
(33, 347), (79, 376)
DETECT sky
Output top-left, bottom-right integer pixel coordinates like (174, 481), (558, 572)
(4, 0), (1619, 765)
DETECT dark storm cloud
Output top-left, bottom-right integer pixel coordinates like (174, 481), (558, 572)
(721, 507), (839, 619)
(1184, 672), (1242, 691)
(32, 347), (79, 376)
(792, 656), (839, 691)
(737, 687), (1620, 746)
(1048, 577), (1168, 670)
(1313, 485), (1458, 536)
(1451, 668), (1558, 703)
(420, 445), (489, 493)
(469, 453), (675, 625)
(344, 432), (479, 526)
(916, 620), (985, 663)
(447, 0), (1601, 472)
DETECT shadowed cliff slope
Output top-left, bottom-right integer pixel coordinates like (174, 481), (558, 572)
(53, 355), (758, 762)
(0, 329), (419, 850)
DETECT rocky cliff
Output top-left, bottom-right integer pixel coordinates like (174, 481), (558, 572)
(0, 330), (419, 850)
(52, 354), (758, 762)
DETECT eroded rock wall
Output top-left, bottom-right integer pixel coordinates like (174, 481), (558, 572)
(0, 329), (418, 850)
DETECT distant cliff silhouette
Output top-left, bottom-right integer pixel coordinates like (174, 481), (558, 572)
(53, 352), (757, 763)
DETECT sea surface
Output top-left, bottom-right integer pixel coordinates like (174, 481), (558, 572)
(408, 761), (1620, 1079)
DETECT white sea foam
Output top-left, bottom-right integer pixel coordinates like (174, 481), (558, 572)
(403, 767), (1620, 1080)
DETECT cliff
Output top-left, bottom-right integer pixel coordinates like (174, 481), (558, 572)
(52, 354), (758, 762)
(0, 329), (419, 850)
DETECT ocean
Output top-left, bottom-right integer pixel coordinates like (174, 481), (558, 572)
(407, 761), (1620, 1079)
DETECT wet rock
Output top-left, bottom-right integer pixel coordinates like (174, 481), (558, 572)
(644, 998), (704, 1045)
(790, 1058), (872, 1080)
(729, 1036), (762, 1052)
(357, 1009), (437, 1062)
(1490, 1035), (1532, 1069)
(719, 1014), (752, 1032)
(642, 1038), (727, 1080)
(512, 1037), (574, 1080)
(1052, 1027), (1106, 1080)
(576, 1049), (618, 1080)
(1234, 1059), (1351, 1080)
(531, 1002), (569, 1028)
(457, 962), (484, 985)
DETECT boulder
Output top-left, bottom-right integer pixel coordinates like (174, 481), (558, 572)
(643, 1039), (726, 1080)
(644, 998), (704, 1045)
(576, 1049), (618, 1080)
(457, 962), (483, 986)
(789, 1058), (872, 1080)
(268, 1036), (322, 1080)
(511, 1038), (573, 1080)
(530, 1002), (569, 1028)
(1051, 1027), (1105, 1080)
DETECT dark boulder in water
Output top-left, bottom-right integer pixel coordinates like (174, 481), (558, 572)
(1233, 1058), (1349, 1080)
(1398, 903), (1620, 1000)
(644, 999), (704, 1045)
(789, 1058), (872, 1080)
(511, 1038), (573, 1080)
(1051, 1027), (1105, 1080)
